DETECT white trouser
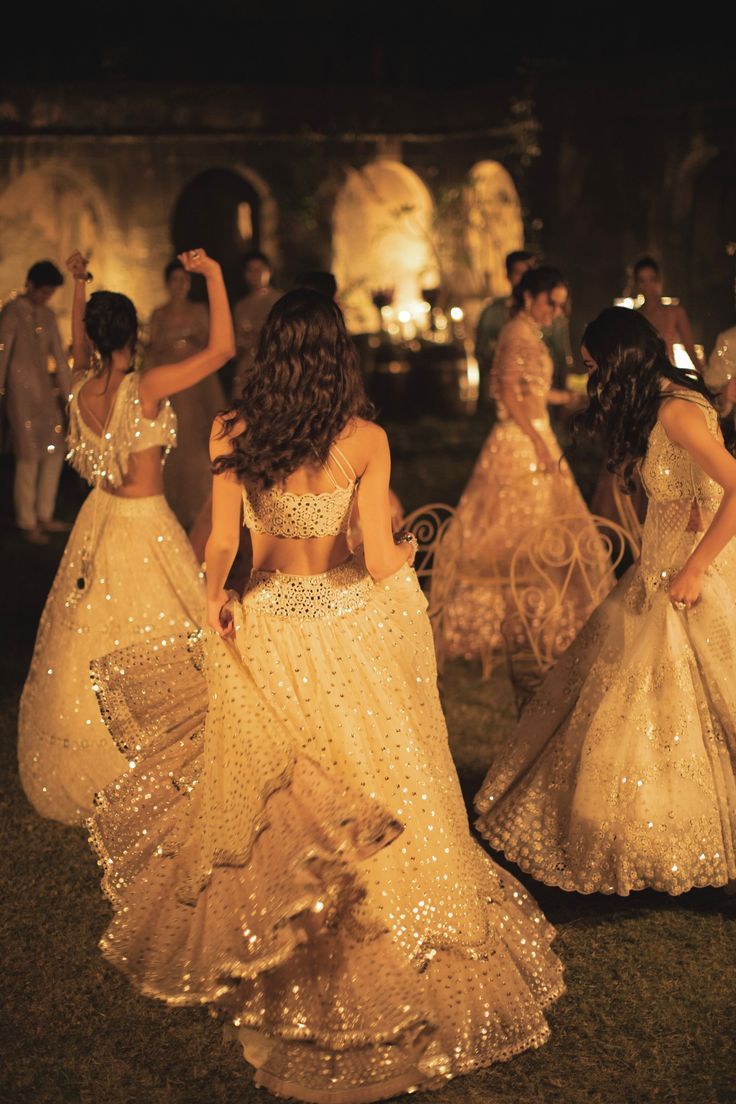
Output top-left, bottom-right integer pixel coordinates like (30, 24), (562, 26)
(14, 452), (65, 530)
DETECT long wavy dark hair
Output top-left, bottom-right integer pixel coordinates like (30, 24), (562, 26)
(575, 306), (715, 492)
(214, 289), (374, 488)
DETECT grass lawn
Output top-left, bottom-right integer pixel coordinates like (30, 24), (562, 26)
(1, 417), (734, 1104)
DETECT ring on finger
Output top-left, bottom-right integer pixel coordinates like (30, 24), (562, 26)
(672, 599), (688, 611)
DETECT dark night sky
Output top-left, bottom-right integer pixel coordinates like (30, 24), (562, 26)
(4, 4), (727, 86)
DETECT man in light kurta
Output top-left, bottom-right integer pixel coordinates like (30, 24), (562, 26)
(0, 260), (70, 543)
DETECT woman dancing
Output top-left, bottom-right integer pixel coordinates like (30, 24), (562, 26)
(476, 307), (736, 895)
(18, 248), (234, 825)
(441, 266), (609, 664)
(87, 289), (564, 1103)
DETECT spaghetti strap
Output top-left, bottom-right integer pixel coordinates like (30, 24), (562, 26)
(327, 443), (357, 487)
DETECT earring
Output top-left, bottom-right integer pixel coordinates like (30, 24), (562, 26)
(91, 347), (103, 375)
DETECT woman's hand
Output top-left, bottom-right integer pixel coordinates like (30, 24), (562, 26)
(668, 562), (705, 611)
(207, 590), (237, 638)
(178, 248), (219, 278)
(532, 433), (555, 473)
(66, 250), (89, 281)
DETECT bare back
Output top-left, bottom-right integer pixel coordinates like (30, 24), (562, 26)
(210, 416), (406, 582)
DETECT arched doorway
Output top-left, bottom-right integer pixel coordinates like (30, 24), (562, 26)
(463, 160), (523, 300)
(332, 159), (438, 333)
(0, 161), (118, 344)
(172, 168), (276, 304)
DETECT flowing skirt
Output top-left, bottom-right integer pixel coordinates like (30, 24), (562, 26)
(18, 489), (204, 825)
(475, 555), (736, 895)
(442, 416), (609, 660)
(87, 554), (564, 1103)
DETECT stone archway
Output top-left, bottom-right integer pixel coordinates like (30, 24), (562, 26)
(0, 161), (120, 342)
(462, 160), (523, 300)
(332, 159), (438, 333)
(171, 167), (278, 304)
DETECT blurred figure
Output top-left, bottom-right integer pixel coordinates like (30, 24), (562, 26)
(232, 250), (283, 398)
(298, 269), (338, 299)
(475, 250), (534, 412)
(441, 267), (607, 664)
(146, 259), (225, 530)
(633, 256), (704, 369)
(0, 260), (70, 544)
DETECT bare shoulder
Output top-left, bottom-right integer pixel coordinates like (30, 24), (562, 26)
(658, 393), (711, 440)
(344, 418), (388, 452)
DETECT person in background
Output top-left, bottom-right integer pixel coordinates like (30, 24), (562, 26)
(475, 250), (535, 413)
(0, 260), (70, 544)
(441, 266), (608, 665)
(232, 250), (283, 399)
(146, 259), (225, 531)
(633, 255), (704, 369)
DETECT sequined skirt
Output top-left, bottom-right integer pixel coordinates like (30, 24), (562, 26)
(87, 554), (564, 1103)
(440, 416), (611, 660)
(475, 551), (736, 895)
(18, 489), (204, 825)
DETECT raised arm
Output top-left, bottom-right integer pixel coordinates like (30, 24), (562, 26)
(204, 417), (244, 636)
(356, 424), (415, 580)
(660, 398), (736, 607)
(138, 250), (235, 406)
(66, 250), (92, 373)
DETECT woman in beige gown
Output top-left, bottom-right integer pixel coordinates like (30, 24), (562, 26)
(476, 307), (736, 895)
(146, 259), (225, 530)
(17, 248), (234, 825)
(87, 290), (564, 1103)
(442, 266), (610, 662)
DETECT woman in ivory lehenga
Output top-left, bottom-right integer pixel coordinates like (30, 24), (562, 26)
(476, 307), (736, 895)
(441, 266), (610, 662)
(86, 290), (564, 1103)
(17, 248), (234, 826)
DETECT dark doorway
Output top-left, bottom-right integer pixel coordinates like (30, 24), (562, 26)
(172, 169), (263, 305)
(687, 154), (736, 352)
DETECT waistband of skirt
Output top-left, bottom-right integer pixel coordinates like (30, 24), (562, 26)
(90, 488), (171, 516)
(242, 553), (375, 620)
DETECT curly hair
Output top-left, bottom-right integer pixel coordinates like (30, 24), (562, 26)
(84, 291), (138, 372)
(575, 307), (715, 492)
(214, 289), (373, 488)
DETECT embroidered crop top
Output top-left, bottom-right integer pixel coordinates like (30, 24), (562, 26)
(66, 371), (177, 488)
(241, 444), (358, 539)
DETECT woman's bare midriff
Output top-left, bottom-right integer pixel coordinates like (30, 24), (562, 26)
(250, 531), (352, 576)
(105, 447), (167, 498)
